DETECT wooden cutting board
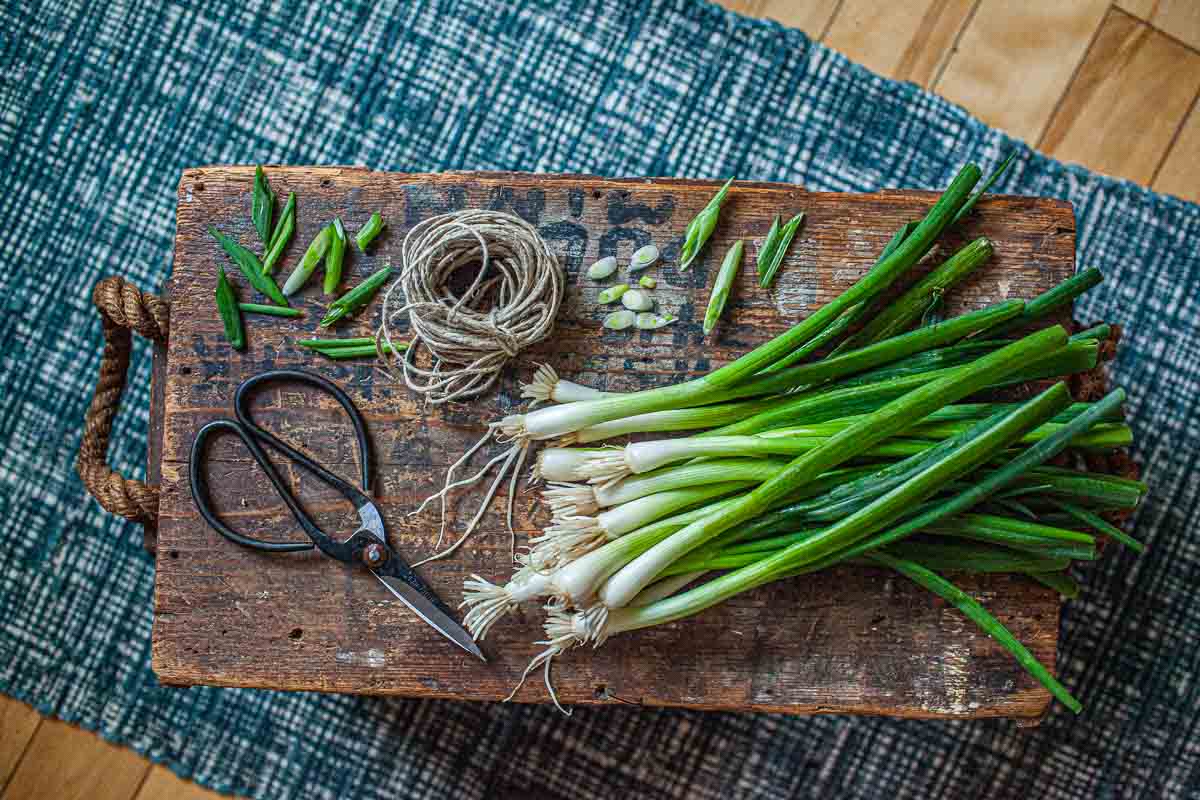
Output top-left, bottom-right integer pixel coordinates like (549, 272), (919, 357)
(151, 166), (1076, 720)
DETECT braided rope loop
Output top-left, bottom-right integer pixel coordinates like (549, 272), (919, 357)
(76, 276), (169, 524)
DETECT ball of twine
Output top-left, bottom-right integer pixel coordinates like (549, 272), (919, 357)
(378, 209), (564, 404)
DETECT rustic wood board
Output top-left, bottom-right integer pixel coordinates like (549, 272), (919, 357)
(152, 166), (1076, 719)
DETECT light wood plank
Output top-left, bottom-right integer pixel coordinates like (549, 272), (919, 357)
(935, 0), (1110, 141)
(1041, 10), (1200, 184)
(825, 0), (977, 86)
(134, 767), (231, 800)
(717, 0), (842, 38)
(1, 718), (149, 800)
(1117, 0), (1200, 51)
(1153, 98), (1200, 202)
(0, 698), (42, 792)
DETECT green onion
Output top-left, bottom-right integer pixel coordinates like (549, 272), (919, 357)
(209, 227), (289, 307)
(262, 192), (296, 274)
(239, 302), (302, 318)
(355, 212), (384, 251)
(507, 164), (982, 442)
(252, 165), (274, 245)
(1050, 499), (1144, 552)
(321, 266), (393, 327)
(678, 178), (733, 271)
(324, 218), (347, 295)
(283, 224), (334, 296)
(837, 237), (993, 350)
(597, 329), (1068, 609)
(950, 150), (1016, 226)
(638, 276), (657, 289)
(756, 213), (804, 288)
(871, 551), (1082, 712)
(762, 221), (919, 373)
(215, 267), (244, 350)
(986, 268), (1103, 338)
(703, 240), (744, 335)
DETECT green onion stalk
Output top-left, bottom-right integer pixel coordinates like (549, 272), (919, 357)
(500, 165), (985, 442)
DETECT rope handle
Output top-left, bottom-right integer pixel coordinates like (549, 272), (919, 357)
(76, 276), (169, 525)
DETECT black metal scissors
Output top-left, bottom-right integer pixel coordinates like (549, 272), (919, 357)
(188, 368), (483, 661)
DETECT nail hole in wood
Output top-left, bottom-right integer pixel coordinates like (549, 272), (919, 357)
(194, 183), (205, 192)
(169, 550), (179, 559)
(321, 178), (332, 187)
(289, 628), (303, 640)
(180, 366), (192, 375)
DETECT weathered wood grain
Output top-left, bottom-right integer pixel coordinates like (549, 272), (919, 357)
(1042, 8), (1200, 185)
(153, 166), (1076, 719)
(936, 0), (1111, 142)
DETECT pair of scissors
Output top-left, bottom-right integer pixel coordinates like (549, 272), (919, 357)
(188, 368), (484, 661)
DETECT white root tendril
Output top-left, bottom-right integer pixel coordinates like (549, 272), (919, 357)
(527, 517), (607, 569)
(414, 438), (521, 567)
(410, 423), (499, 549)
(519, 364), (560, 407)
(505, 606), (592, 715)
(579, 450), (632, 487)
(506, 440), (531, 561)
(542, 483), (598, 516)
(460, 563), (555, 642)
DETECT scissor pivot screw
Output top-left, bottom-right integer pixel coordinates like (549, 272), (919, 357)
(361, 542), (388, 569)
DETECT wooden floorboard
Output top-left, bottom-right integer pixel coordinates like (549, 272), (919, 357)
(14, 2), (1199, 800)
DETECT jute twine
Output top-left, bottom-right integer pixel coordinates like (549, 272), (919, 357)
(378, 210), (563, 404)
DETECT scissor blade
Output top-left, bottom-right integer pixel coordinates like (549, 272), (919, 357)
(372, 572), (486, 661)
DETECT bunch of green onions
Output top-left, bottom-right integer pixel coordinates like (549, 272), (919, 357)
(447, 163), (1143, 714)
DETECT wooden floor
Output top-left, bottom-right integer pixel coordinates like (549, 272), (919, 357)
(3, 3), (1197, 800)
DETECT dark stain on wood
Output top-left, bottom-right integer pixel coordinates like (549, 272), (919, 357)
(152, 166), (1076, 720)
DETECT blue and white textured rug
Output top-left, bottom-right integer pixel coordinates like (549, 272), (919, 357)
(2, 1), (1198, 797)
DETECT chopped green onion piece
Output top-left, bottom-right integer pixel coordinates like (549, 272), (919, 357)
(209, 227), (289, 307)
(262, 192), (296, 274)
(588, 256), (618, 280)
(355, 212), (384, 251)
(238, 302), (302, 318)
(304, 342), (405, 360)
(756, 213), (804, 288)
(679, 178), (733, 271)
(639, 275), (657, 289)
(603, 310), (635, 330)
(629, 245), (660, 271)
(324, 218), (347, 295)
(703, 239), (744, 335)
(621, 288), (653, 311)
(283, 224), (334, 295)
(215, 267), (245, 350)
(251, 165), (274, 245)
(635, 312), (676, 330)
(598, 284), (629, 304)
(298, 337), (377, 349)
(320, 266), (394, 327)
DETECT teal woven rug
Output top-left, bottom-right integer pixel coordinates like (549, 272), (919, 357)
(2, 1), (1198, 797)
